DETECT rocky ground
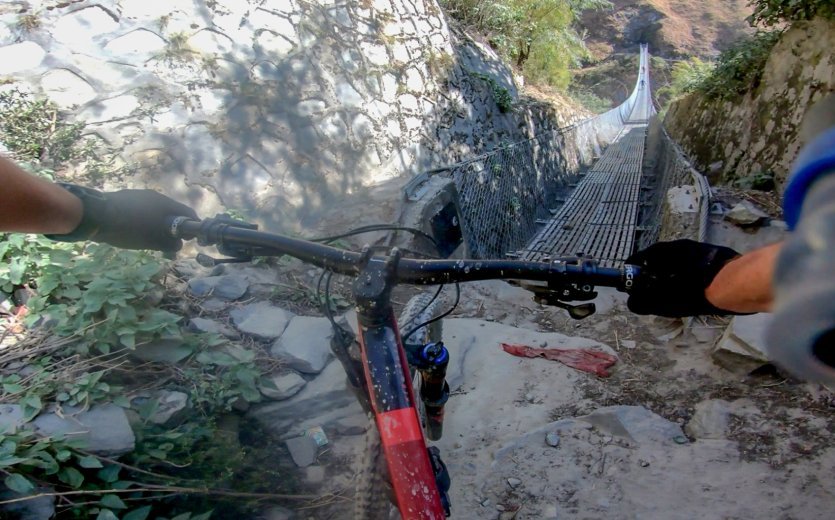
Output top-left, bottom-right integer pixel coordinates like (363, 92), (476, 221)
(248, 199), (835, 520)
(3, 193), (833, 520)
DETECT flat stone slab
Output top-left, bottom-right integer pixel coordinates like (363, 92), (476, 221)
(285, 435), (319, 467)
(713, 313), (772, 373)
(32, 404), (135, 456)
(248, 360), (363, 438)
(188, 275), (249, 301)
(270, 316), (333, 374)
(578, 405), (686, 446)
(685, 399), (732, 440)
(230, 303), (294, 340)
(0, 404), (26, 433)
(260, 372), (307, 400)
(188, 317), (241, 339)
(130, 339), (193, 364)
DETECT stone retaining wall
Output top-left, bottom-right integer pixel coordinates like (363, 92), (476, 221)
(0, 0), (585, 233)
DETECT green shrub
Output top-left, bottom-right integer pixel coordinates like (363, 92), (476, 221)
(748, 0), (835, 27)
(569, 89), (612, 114)
(439, 0), (611, 89)
(0, 88), (84, 166)
(696, 31), (782, 100)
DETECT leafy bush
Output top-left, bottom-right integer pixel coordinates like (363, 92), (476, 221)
(569, 89), (612, 114)
(0, 89), (264, 519)
(748, 0), (835, 27)
(0, 89), (131, 181)
(696, 31), (782, 100)
(0, 88), (84, 166)
(655, 57), (715, 112)
(471, 72), (514, 112)
(439, 0), (611, 89)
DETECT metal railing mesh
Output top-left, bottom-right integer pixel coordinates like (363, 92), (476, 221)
(420, 45), (657, 259)
(638, 126), (711, 248)
(442, 103), (637, 259)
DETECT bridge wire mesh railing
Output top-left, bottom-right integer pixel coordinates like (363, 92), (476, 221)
(637, 124), (711, 249)
(422, 100), (637, 259)
(411, 46), (654, 259)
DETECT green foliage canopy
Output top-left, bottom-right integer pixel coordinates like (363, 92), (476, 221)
(748, 0), (835, 27)
(696, 31), (782, 100)
(440, 0), (611, 89)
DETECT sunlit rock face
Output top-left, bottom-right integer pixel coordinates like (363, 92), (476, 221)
(1, 1), (584, 231)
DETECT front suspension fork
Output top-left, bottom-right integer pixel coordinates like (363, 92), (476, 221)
(413, 341), (451, 441)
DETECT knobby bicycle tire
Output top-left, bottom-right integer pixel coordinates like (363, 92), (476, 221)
(353, 291), (446, 519)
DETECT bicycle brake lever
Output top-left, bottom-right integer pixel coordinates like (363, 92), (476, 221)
(196, 253), (252, 268)
(533, 294), (596, 320)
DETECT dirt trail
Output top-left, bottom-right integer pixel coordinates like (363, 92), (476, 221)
(282, 217), (835, 520)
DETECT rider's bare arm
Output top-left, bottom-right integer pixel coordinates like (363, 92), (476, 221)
(705, 242), (782, 314)
(0, 155), (83, 234)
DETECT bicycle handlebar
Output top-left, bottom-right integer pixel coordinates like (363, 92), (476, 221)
(169, 216), (638, 293)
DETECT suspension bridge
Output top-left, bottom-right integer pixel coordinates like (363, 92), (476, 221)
(517, 45), (656, 267)
(406, 44), (704, 266)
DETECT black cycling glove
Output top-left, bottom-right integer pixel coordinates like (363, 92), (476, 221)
(625, 239), (742, 317)
(47, 184), (198, 252)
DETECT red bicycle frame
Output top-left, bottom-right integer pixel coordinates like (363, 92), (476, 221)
(353, 254), (446, 518)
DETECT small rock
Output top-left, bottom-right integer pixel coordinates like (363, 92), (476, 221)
(188, 317), (241, 339)
(232, 397), (250, 413)
(146, 390), (190, 425)
(131, 339), (192, 364)
(685, 399), (732, 439)
(286, 436), (319, 467)
(506, 477), (522, 489)
(545, 432), (560, 447)
(496, 504), (506, 511)
(173, 258), (207, 279)
(200, 299), (228, 312)
(579, 406), (686, 446)
(769, 219), (789, 231)
(0, 487), (55, 520)
(620, 340), (637, 349)
(188, 275), (249, 300)
(725, 201), (768, 227)
(673, 435), (689, 444)
(639, 460), (650, 467)
(231, 302), (294, 340)
(480, 498), (491, 507)
(524, 393), (535, 403)
(0, 405), (25, 433)
(332, 414), (368, 436)
(32, 404), (135, 456)
(304, 465), (325, 484)
(270, 316), (333, 374)
(260, 372), (307, 400)
(691, 325), (720, 344)
(712, 314), (772, 373)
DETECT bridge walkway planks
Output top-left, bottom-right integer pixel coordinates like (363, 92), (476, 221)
(518, 125), (647, 268)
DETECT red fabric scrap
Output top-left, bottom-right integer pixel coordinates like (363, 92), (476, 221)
(501, 343), (617, 377)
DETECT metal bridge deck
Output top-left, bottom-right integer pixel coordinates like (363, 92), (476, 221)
(518, 125), (647, 268)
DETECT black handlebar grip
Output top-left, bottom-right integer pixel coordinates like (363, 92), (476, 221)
(767, 174), (835, 384)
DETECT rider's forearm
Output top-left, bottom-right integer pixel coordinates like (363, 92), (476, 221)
(705, 242), (782, 313)
(0, 155), (83, 234)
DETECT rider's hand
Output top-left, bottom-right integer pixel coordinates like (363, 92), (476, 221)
(625, 239), (743, 317)
(47, 184), (198, 253)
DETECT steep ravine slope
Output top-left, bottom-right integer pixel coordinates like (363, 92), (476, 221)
(581, 0), (752, 59)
